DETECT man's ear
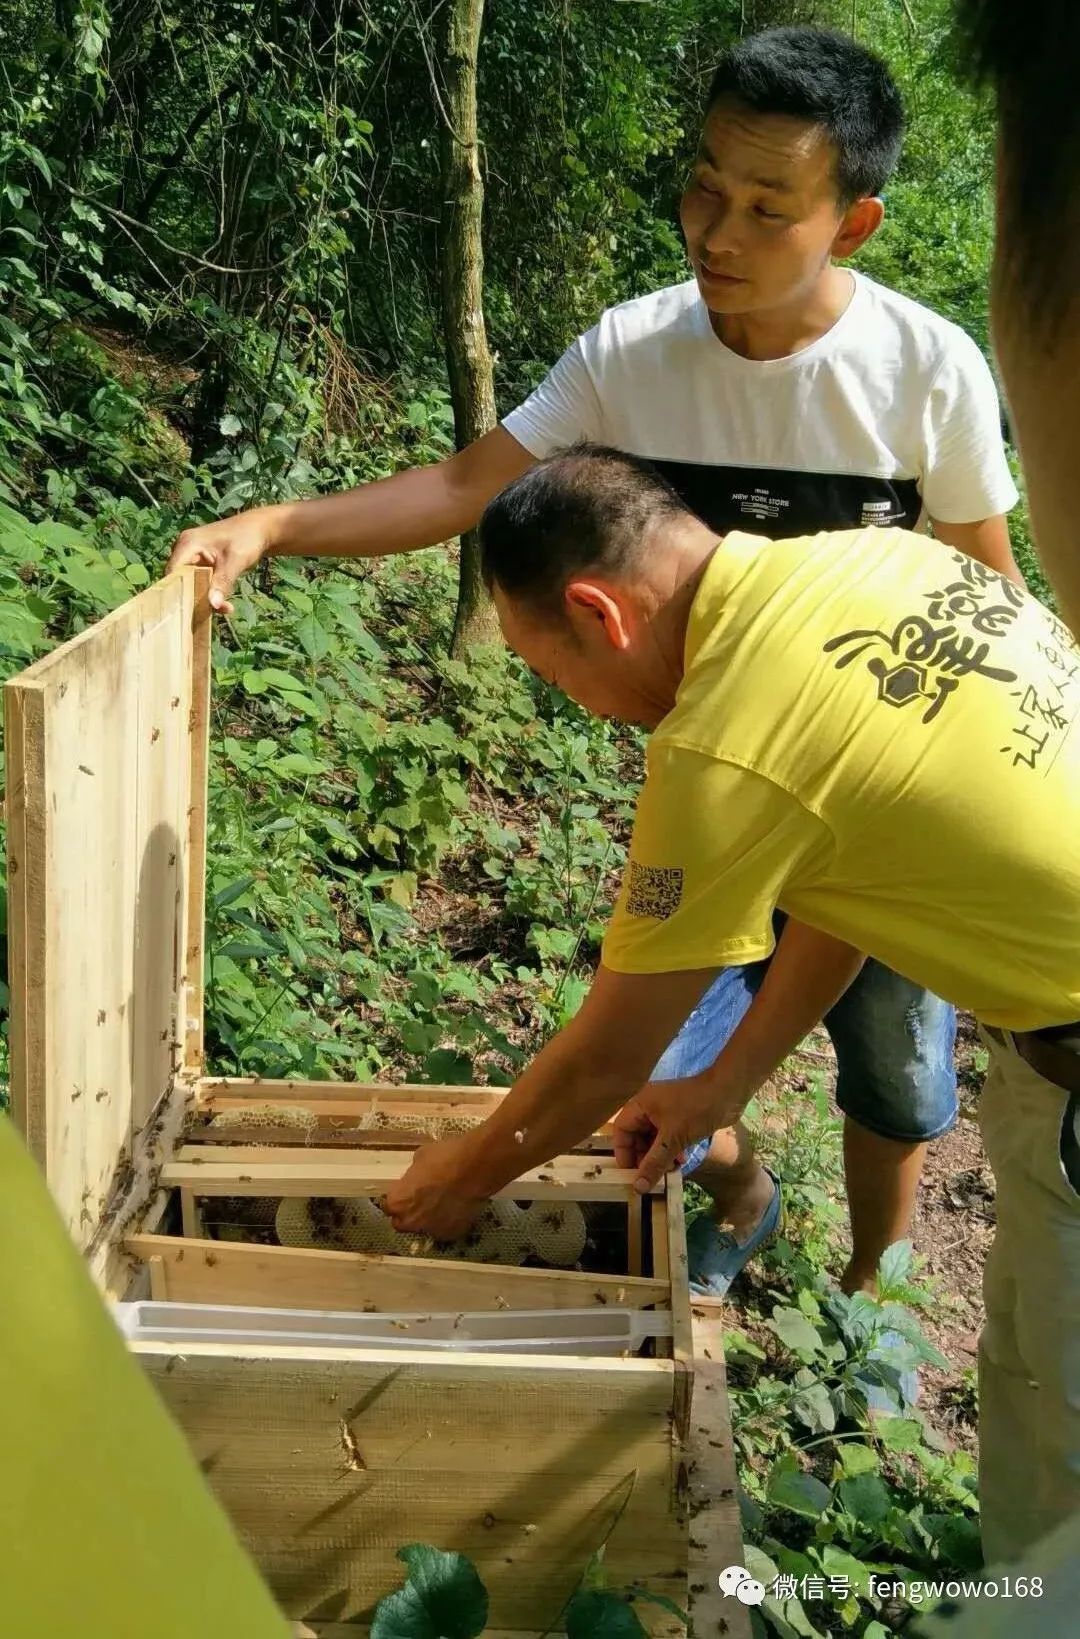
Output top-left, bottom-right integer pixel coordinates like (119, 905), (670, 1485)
(564, 580), (631, 651)
(832, 195), (884, 261)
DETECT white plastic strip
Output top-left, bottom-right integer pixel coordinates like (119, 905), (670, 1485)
(114, 1300), (673, 1356)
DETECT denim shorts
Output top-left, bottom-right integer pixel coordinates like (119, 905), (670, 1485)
(652, 913), (958, 1175)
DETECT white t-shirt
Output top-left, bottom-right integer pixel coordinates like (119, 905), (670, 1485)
(501, 273), (1018, 537)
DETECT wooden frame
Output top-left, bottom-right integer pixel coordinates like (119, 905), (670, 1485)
(5, 573), (748, 1636)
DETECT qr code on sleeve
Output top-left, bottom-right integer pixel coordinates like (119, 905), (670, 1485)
(625, 861), (684, 920)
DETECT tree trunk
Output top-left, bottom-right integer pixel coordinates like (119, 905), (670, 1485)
(439, 0), (501, 657)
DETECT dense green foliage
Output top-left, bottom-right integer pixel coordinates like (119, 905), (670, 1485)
(0, 1), (1045, 1631)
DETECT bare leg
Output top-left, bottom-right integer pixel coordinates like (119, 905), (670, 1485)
(841, 1116), (927, 1295)
(691, 1122), (777, 1240)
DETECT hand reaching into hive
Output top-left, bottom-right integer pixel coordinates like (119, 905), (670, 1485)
(613, 1073), (741, 1194)
(381, 1134), (491, 1241)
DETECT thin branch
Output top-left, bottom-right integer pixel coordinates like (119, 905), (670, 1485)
(57, 181), (298, 275)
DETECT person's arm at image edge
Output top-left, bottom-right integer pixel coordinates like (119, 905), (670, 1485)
(929, 512), (1024, 585)
(921, 326), (1022, 585)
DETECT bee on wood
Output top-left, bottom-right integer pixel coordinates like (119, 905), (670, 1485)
(338, 1419), (366, 1474)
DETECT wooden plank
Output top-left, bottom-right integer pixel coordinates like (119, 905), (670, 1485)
(686, 1297), (751, 1639)
(651, 1197), (670, 1284)
(665, 1173), (694, 1444)
(147, 1255), (168, 1300)
(191, 1095), (612, 1152)
(193, 1088), (612, 1153)
(131, 577), (189, 1133)
(140, 1343), (686, 1632)
(163, 1147), (660, 1201)
(627, 1193), (643, 1276)
(125, 1234), (671, 1313)
(3, 680), (44, 1150)
(4, 573), (201, 1279)
(182, 571), (211, 1074)
(196, 1078), (514, 1107)
(180, 1190), (202, 1239)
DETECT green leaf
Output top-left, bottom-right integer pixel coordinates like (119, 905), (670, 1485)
(24, 145), (52, 184)
(385, 872), (417, 909)
(875, 1416), (924, 1453)
(877, 1239), (914, 1292)
(625, 1588), (689, 1625)
(217, 940), (276, 962)
(877, 1305), (951, 1369)
(296, 610), (334, 661)
(370, 1546), (487, 1639)
(837, 1472), (892, 1526)
(743, 1543), (779, 1587)
(565, 1591), (647, 1638)
(384, 799), (421, 831)
(768, 1462), (833, 1518)
(790, 1380), (836, 1434)
(835, 1443), (878, 1477)
(724, 1328), (767, 1362)
(213, 875), (256, 909)
(219, 413), (243, 436)
(766, 1595), (821, 1639)
(274, 753), (329, 779)
(817, 1546), (872, 1595)
(767, 1306), (824, 1358)
(0, 601), (45, 653)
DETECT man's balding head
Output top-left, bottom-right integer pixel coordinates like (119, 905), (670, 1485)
(480, 444), (691, 623)
(480, 445), (715, 729)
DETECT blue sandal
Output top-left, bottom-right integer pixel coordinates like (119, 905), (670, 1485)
(687, 1168), (783, 1297)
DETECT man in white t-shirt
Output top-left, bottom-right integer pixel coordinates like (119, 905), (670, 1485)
(167, 25), (1019, 1321)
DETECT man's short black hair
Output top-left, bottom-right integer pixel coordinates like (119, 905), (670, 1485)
(957, 0), (1080, 332)
(705, 26), (904, 204)
(479, 444), (691, 619)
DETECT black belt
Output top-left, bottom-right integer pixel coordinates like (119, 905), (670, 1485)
(987, 1023), (1080, 1096)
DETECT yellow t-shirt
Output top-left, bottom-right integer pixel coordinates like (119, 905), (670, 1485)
(602, 528), (1080, 1031)
(0, 1115), (289, 1637)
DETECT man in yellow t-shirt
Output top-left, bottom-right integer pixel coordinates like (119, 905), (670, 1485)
(383, 443), (1080, 1565)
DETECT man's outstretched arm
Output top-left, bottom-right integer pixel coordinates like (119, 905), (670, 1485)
(165, 425), (533, 613)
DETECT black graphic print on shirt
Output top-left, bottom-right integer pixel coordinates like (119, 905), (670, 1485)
(651, 457), (922, 538)
(822, 552), (1080, 769)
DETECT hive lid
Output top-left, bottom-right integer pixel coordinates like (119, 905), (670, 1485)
(5, 570), (210, 1283)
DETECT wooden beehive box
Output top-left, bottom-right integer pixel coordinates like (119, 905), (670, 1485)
(5, 571), (745, 1636)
